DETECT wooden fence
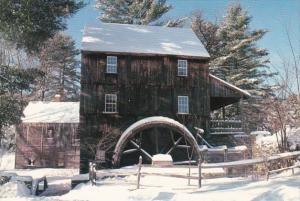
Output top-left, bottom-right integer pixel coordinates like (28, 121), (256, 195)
(87, 151), (300, 189)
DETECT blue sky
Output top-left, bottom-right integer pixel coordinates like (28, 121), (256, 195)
(66, 0), (300, 72)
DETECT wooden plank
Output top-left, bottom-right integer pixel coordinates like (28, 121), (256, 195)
(166, 137), (183, 154)
(202, 151), (300, 169)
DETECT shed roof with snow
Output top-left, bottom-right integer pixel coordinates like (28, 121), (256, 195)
(22, 101), (79, 123)
(81, 23), (210, 58)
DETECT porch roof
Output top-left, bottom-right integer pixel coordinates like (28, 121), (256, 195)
(209, 74), (251, 110)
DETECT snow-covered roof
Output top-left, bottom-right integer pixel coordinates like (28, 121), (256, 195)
(82, 23), (210, 58)
(209, 74), (251, 97)
(22, 101), (79, 123)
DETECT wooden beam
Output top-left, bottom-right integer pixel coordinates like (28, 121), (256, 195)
(166, 137), (183, 155)
(177, 145), (191, 149)
(123, 149), (139, 155)
(130, 140), (152, 161)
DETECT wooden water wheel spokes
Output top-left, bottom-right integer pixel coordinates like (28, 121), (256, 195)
(112, 116), (201, 167)
(118, 131), (197, 166)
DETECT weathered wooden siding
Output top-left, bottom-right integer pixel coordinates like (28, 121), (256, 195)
(81, 53), (210, 116)
(15, 123), (79, 169)
(80, 52), (210, 172)
(210, 75), (245, 110)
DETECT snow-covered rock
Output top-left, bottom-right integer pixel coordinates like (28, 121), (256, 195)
(152, 154), (173, 167)
(0, 181), (31, 198)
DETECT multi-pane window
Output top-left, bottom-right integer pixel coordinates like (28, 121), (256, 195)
(106, 56), (117, 73)
(178, 96), (189, 114)
(177, 60), (188, 76)
(104, 94), (117, 113)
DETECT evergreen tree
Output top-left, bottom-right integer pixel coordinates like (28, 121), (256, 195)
(212, 4), (274, 97)
(192, 5), (275, 97)
(96, 0), (171, 24)
(191, 12), (221, 61)
(0, 65), (42, 144)
(36, 33), (80, 101)
(0, 0), (84, 52)
(192, 4), (276, 132)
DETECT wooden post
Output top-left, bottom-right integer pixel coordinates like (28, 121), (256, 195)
(224, 148), (228, 162)
(137, 156), (142, 189)
(198, 160), (202, 188)
(188, 165), (191, 186)
(92, 163), (96, 186)
(224, 148), (228, 176)
(88, 162), (93, 182)
(89, 162), (96, 185)
(265, 161), (269, 181)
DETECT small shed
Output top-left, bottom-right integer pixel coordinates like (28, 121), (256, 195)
(15, 101), (80, 169)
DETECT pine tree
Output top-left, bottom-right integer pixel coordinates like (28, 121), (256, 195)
(212, 4), (274, 97)
(96, 0), (171, 24)
(36, 33), (80, 101)
(191, 12), (221, 61)
(0, 65), (42, 145)
(0, 0), (84, 52)
(192, 4), (276, 132)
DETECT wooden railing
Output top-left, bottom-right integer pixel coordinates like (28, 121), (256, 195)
(210, 119), (245, 135)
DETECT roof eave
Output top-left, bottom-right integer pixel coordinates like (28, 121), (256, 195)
(81, 49), (210, 60)
(209, 74), (251, 98)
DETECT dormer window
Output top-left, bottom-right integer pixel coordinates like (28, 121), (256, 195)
(177, 60), (188, 76)
(106, 56), (117, 73)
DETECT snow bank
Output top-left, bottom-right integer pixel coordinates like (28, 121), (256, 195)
(62, 182), (133, 201)
(5, 168), (78, 179)
(251, 130), (271, 136)
(286, 127), (300, 150)
(0, 181), (31, 198)
(255, 135), (278, 148)
(0, 149), (15, 170)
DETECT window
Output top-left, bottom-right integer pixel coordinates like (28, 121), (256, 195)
(178, 96), (189, 114)
(106, 56), (117, 73)
(177, 60), (188, 76)
(46, 128), (54, 139)
(104, 94), (117, 113)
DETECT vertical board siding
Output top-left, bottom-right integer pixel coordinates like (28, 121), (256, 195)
(80, 52), (210, 172)
(15, 123), (79, 169)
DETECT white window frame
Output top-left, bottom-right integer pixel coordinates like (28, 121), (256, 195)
(106, 56), (117, 74)
(178, 96), (189, 114)
(104, 94), (117, 113)
(177, 60), (188, 76)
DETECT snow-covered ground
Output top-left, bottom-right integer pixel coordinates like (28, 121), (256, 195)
(0, 167), (299, 201)
(0, 150), (15, 170)
(1, 149), (299, 201)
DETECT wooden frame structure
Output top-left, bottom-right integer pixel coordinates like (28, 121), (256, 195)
(79, 23), (251, 172)
(112, 116), (201, 167)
